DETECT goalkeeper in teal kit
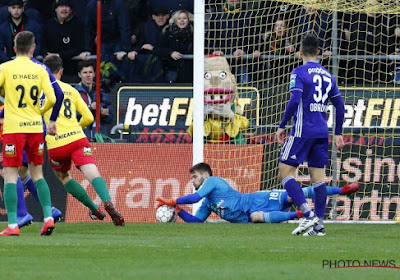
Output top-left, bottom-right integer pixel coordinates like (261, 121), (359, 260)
(156, 163), (357, 223)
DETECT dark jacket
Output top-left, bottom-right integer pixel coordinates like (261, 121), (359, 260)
(84, 0), (131, 53)
(69, 0), (91, 22)
(30, 0), (54, 20)
(0, 14), (42, 62)
(348, 13), (394, 55)
(154, 25), (193, 83)
(294, 9), (332, 53)
(154, 27), (193, 57)
(258, 32), (294, 55)
(206, 5), (256, 55)
(133, 19), (166, 53)
(258, 1), (302, 32)
(75, 82), (114, 137)
(146, 0), (194, 14)
(43, 14), (84, 60)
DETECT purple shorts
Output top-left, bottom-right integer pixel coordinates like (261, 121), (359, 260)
(279, 136), (329, 168)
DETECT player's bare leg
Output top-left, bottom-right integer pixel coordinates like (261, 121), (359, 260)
(80, 164), (125, 226)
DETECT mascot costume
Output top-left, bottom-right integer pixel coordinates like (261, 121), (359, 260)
(188, 55), (249, 143)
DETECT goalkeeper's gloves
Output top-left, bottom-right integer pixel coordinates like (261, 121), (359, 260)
(156, 197), (177, 208)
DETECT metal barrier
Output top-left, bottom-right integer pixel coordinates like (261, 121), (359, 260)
(70, 54), (400, 61)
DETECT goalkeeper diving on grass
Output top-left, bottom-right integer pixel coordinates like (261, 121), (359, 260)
(156, 162), (357, 223)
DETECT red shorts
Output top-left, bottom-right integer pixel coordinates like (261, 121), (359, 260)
(2, 133), (44, 167)
(47, 137), (96, 173)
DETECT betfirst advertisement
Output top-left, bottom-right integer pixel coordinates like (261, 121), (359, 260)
(116, 86), (259, 143)
(65, 143), (264, 223)
(0, 142), (399, 222)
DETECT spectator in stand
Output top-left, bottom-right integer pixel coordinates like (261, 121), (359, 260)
(146, 0), (193, 15)
(206, 0), (257, 83)
(43, 0), (83, 82)
(153, 9), (193, 84)
(69, 0), (90, 22)
(388, 14), (400, 83)
(340, 0), (394, 85)
(0, 0), (42, 24)
(253, 18), (296, 84)
(132, 7), (169, 56)
(79, 0), (131, 82)
(118, 6), (169, 83)
(293, 6), (333, 58)
(75, 60), (114, 140)
(256, 1), (302, 35)
(205, 0), (219, 13)
(207, 0), (256, 57)
(0, 0), (42, 63)
(126, 0), (151, 36)
(29, 0), (54, 20)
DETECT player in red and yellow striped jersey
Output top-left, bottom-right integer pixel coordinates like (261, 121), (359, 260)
(0, 31), (58, 236)
(42, 55), (125, 226)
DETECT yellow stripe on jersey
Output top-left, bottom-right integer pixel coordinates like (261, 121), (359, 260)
(0, 56), (56, 134)
(44, 80), (94, 149)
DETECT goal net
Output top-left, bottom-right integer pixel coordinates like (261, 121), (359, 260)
(2, 1), (400, 224)
(202, 0), (400, 221)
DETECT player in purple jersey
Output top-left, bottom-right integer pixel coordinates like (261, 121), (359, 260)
(276, 34), (345, 236)
(31, 57), (64, 123)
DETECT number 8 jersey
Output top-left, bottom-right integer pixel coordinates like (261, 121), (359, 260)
(0, 56), (56, 134)
(43, 80), (94, 149)
(288, 61), (341, 138)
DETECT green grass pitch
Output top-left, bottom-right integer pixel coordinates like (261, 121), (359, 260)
(0, 222), (399, 280)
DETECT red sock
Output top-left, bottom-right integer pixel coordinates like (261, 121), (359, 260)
(296, 210), (303, 218)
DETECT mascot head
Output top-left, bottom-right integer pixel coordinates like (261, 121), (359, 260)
(186, 55), (249, 142)
(204, 55), (236, 105)
(204, 55), (241, 120)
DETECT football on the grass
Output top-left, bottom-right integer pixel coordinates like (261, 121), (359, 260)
(156, 205), (177, 223)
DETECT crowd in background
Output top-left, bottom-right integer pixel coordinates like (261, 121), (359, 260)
(206, 0), (400, 86)
(1, 0), (400, 89)
(0, 0), (197, 85)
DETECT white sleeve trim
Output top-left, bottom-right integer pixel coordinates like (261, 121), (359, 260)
(289, 88), (303, 92)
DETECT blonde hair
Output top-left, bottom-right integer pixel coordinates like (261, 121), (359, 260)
(163, 10), (194, 33)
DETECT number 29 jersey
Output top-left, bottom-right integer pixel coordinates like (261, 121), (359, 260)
(43, 80), (93, 149)
(289, 61), (341, 138)
(0, 56), (56, 134)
